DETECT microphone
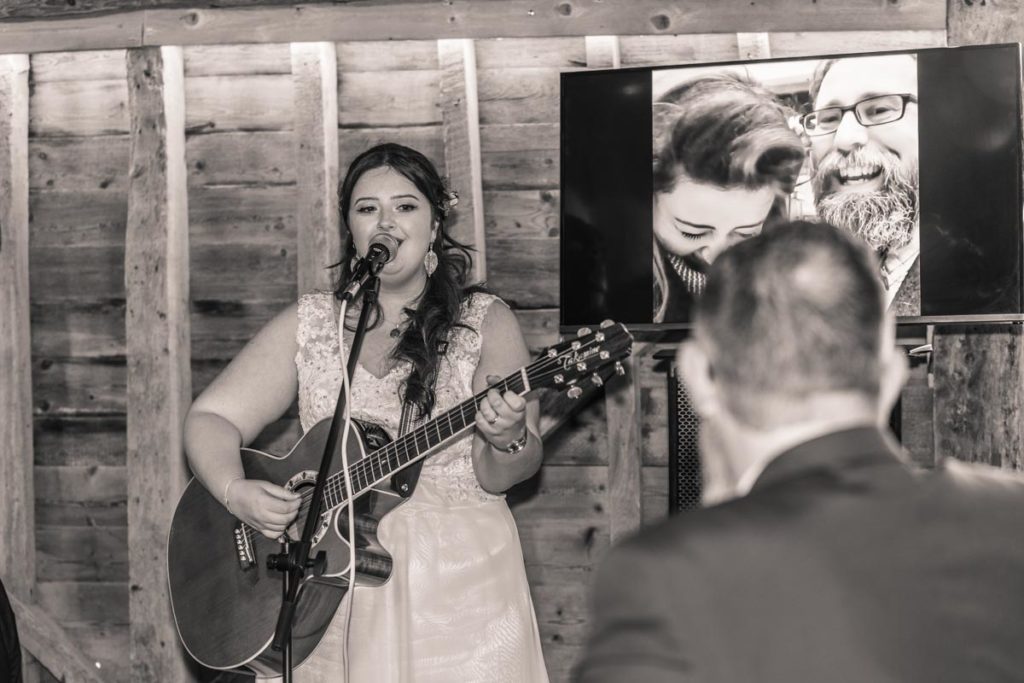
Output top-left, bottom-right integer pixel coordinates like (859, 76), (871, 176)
(341, 234), (399, 301)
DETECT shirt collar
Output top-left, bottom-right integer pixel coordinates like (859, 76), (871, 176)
(750, 426), (903, 493)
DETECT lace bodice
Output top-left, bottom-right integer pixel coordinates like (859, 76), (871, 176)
(295, 290), (504, 502)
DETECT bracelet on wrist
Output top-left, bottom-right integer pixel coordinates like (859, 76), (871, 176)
(499, 428), (529, 455)
(223, 476), (243, 513)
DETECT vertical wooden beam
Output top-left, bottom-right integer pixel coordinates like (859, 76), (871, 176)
(438, 38), (486, 284)
(125, 45), (194, 682)
(935, 4), (1024, 470)
(585, 35), (621, 69)
(736, 32), (772, 60)
(292, 41), (341, 294)
(606, 347), (643, 542)
(0, 52), (38, 681)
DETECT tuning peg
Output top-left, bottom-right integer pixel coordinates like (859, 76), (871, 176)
(599, 350), (610, 360)
(576, 327), (592, 337)
(614, 361), (625, 376)
(591, 374), (604, 387)
(567, 386), (584, 400)
(547, 348), (558, 358)
(576, 362), (587, 372)
(599, 319), (615, 329)
(554, 373), (565, 385)
(594, 331), (605, 342)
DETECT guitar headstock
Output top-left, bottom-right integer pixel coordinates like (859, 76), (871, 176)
(528, 320), (633, 398)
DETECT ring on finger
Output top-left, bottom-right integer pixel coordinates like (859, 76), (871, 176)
(487, 415), (498, 424)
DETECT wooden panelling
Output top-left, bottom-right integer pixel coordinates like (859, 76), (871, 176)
(511, 464), (608, 681)
(29, 245), (125, 303)
(337, 40), (440, 71)
(31, 301), (125, 360)
(605, 352), (643, 543)
(480, 123), (559, 152)
(439, 39), (487, 283)
(0, 53), (36, 604)
(481, 150), (559, 190)
(30, 80), (129, 137)
(475, 37), (586, 69)
(339, 125), (446, 174)
(29, 136), (130, 193)
(33, 416), (126, 468)
(37, 527), (128, 582)
(186, 131), (296, 187)
(31, 50), (127, 82)
(485, 237), (558, 308)
(190, 242), (297, 301)
(36, 581), (127, 625)
(183, 43), (291, 75)
(29, 191), (127, 247)
(190, 299), (286, 360)
(185, 75), (294, 132)
(124, 45), (194, 681)
(477, 67), (560, 125)
(618, 33), (740, 66)
(0, 13), (143, 55)
(137, 1), (945, 48)
(33, 359), (125, 416)
(292, 42), (342, 294)
(485, 190), (559, 240)
(8, 594), (104, 683)
(768, 29), (946, 56)
(338, 70), (441, 127)
(641, 465), (669, 526)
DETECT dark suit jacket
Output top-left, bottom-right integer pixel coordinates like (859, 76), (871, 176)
(574, 427), (1024, 683)
(0, 577), (21, 683)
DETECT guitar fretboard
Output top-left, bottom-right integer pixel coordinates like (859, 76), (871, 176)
(320, 372), (529, 511)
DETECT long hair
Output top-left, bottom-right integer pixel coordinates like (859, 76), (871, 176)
(334, 143), (482, 417)
(652, 73), (806, 322)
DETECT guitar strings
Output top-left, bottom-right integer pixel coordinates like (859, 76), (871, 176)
(241, 334), (625, 544)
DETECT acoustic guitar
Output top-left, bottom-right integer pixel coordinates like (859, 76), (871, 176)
(167, 322), (633, 675)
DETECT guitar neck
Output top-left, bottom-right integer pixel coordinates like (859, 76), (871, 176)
(320, 368), (531, 511)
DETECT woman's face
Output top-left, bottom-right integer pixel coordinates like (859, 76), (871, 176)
(654, 178), (776, 269)
(348, 166), (436, 286)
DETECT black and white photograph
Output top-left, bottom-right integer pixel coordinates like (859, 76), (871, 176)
(4, 4), (1024, 683)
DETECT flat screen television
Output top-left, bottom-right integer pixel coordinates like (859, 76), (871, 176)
(560, 43), (1024, 330)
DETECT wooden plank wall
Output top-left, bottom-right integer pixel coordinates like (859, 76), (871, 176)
(21, 26), (953, 683)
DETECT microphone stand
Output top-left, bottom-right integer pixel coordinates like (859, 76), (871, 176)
(267, 270), (381, 681)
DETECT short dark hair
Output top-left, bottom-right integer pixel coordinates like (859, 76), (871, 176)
(694, 220), (886, 426)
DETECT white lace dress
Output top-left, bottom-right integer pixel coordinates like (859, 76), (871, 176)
(276, 291), (549, 683)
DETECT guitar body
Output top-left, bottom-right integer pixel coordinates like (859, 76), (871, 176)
(167, 417), (405, 676)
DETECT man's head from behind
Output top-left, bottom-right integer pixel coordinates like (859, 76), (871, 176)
(807, 54), (919, 256)
(679, 220), (905, 433)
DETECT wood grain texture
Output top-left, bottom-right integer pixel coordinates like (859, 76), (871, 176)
(0, 12), (143, 55)
(8, 593), (104, 683)
(186, 131), (295, 187)
(0, 54), (36, 603)
(185, 74), (294, 132)
(439, 39), (487, 284)
(604, 349), (643, 542)
(584, 35), (620, 68)
(292, 42), (341, 294)
(183, 42), (291, 76)
(338, 70), (441, 126)
(29, 136), (130, 194)
(30, 79), (129, 137)
(31, 49), (127, 82)
(124, 45), (195, 681)
(137, 1), (945, 47)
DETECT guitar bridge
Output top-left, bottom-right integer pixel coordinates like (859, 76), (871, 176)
(234, 524), (255, 570)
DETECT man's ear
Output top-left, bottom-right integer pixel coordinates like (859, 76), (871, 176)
(677, 340), (721, 420)
(877, 315), (908, 424)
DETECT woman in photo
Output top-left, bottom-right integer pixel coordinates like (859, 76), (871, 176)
(183, 143), (549, 682)
(653, 73), (806, 323)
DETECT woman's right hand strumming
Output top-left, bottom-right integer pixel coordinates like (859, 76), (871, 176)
(226, 479), (302, 540)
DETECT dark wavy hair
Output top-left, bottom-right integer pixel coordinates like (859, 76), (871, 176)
(654, 73), (805, 195)
(334, 143), (483, 417)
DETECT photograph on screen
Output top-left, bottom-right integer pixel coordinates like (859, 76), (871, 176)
(651, 55), (921, 323)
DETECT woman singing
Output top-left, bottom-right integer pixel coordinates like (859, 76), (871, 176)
(183, 143), (549, 682)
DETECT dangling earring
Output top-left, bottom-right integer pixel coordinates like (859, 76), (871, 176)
(423, 249), (438, 277)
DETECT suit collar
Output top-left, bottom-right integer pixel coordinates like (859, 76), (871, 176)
(750, 426), (902, 493)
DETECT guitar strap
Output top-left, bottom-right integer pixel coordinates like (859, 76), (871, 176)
(390, 399), (425, 498)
